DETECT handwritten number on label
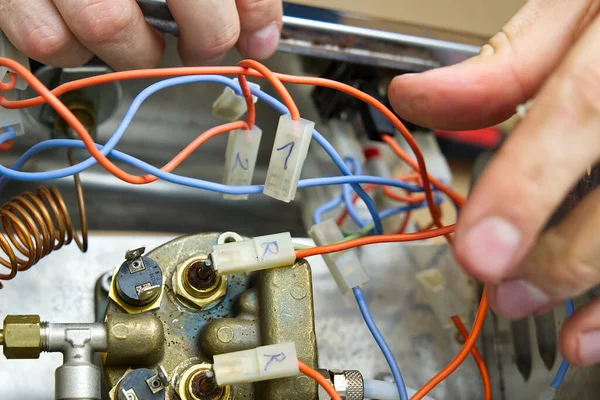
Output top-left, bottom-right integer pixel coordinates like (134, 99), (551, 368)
(232, 152), (249, 171)
(263, 352), (287, 371)
(276, 141), (295, 170)
(260, 241), (280, 260)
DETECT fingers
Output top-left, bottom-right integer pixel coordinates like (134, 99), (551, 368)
(488, 185), (600, 319)
(388, 0), (599, 130)
(560, 298), (600, 366)
(0, 0), (92, 67)
(454, 13), (600, 286)
(236, 0), (283, 60)
(166, 0), (240, 65)
(52, 0), (165, 70)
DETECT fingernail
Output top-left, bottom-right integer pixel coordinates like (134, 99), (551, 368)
(495, 279), (549, 318)
(579, 330), (600, 365)
(462, 217), (521, 280)
(245, 23), (279, 60)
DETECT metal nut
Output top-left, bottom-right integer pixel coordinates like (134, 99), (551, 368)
(2, 315), (41, 359)
(173, 257), (227, 310)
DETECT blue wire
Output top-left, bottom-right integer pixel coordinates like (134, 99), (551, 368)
(353, 286), (409, 400)
(0, 75), (385, 233)
(313, 195), (343, 225)
(550, 300), (575, 390)
(342, 157), (366, 228)
(0, 135), (427, 195)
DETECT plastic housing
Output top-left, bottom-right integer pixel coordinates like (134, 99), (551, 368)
(0, 31), (30, 91)
(416, 268), (468, 329)
(222, 126), (263, 200)
(212, 232), (296, 275)
(309, 219), (369, 293)
(214, 342), (299, 386)
(212, 78), (260, 121)
(263, 115), (314, 202)
(0, 107), (23, 136)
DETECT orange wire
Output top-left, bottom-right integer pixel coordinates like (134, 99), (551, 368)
(396, 210), (412, 234)
(298, 361), (341, 400)
(236, 74), (256, 128)
(0, 71), (17, 91)
(295, 224), (455, 258)
(382, 185), (426, 203)
(452, 315), (492, 400)
(0, 139), (13, 151)
(237, 59), (300, 121)
(411, 288), (488, 400)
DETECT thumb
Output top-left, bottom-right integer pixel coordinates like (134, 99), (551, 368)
(388, 0), (598, 130)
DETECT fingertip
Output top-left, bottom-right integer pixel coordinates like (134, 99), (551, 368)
(237, 22), (280, 60)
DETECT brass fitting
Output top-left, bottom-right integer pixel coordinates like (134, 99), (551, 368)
(104, 314), (165, 367)
(1, 315), (41, 359)
(173, 257), (227, 310)
(177, 363), (230, 400)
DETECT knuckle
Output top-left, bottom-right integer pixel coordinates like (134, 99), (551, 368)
(237, 0), (275, 16)
(68, 0), (136, 45)
(201, 24), (240, 58)
(19, 24), (72, 62)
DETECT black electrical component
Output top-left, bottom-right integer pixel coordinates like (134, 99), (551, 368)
(356, 81), (396, 141)
(115, 254), (163, 307)
(117, 368), (165, 400)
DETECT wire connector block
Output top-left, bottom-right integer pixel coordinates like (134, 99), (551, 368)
(416, 268), (468, 329)
(0, 31), (30, 91)
(0, 107), (23, 136)
(212, 78), (260, 121)
(213, 342), (299, 386)
(309, 219), (369, 294)
(222, 126), (262, 200)
(212, 232), (296, 275)
(263, 115), (314, 202)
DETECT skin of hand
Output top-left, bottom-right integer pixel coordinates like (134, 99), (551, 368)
(388, 0), (600, 367)
(0, 0), (283, 69)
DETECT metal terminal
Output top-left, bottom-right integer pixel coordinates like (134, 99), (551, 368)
(126, 247), (147, 273)
(157, 365), (170, 386)
(120, 388), (139, 400)
(323, 370), (364, 400)
(173, 256), (227, 310)
(146, 374), (164, 394)
(177, 363), (230, 400)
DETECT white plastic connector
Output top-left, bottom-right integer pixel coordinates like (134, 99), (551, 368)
(212, 232), (296, 275)
(416, 268), (468, 329)
(309, 219), (369, 294)
(263, 115), (314, 202)
(0, 30), (30, 91)
(212, 78), (260, 121)
(0, 106), (23, 136)
(213, 342), (299, 386)
(222, 126), (262, 200)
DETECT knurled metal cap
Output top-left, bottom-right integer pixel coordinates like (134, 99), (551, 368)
(343, 370), (364, 400)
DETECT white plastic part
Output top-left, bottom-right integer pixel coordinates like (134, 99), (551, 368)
(309, 219), (369, 294)
(0, 30), (30, 91)
(263, 115), (314, 203)
(399, 132), (452, 185)
(416, 268), (468, 329)
(212, 78), (260, 121)
(0, 106), (23, 136)
(213, 342), (299, 386)
(222, 126), (262, 200)
(537, 386), (557, 400)
(212, 232), (296, 275)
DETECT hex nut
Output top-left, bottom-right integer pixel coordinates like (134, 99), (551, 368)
(173, 257), (227, 310)
(3, 315), (41, 359)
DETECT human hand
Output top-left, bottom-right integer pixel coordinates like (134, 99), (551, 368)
(0, 0), (282, 69)
(388, 0), (600, 366)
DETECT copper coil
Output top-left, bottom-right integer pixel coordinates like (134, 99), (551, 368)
(0, 150), (87, 288)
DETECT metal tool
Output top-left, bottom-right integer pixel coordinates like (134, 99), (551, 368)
(135, 0), (479, 72)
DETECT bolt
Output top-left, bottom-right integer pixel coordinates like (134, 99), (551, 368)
(186, 260), (217, 291)
(188, 370), (222, 399)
